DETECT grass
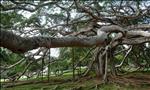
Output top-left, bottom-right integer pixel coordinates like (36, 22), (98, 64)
(1, 71), (150, 90)
(1, 80), (150, 90)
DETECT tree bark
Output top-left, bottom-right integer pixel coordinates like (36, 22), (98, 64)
(0, 30), (106, 53)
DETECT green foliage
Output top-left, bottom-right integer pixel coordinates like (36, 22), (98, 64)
(0, 48), (22, 64)
(59, 47), (91, 67)
(0, 48), (10, 62)
(0, 48), (26, 77)
(115, 54), (124, 61)
(0, 12), (24, 28)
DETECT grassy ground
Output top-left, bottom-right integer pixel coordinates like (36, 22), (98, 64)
(1, 72), (150, 90)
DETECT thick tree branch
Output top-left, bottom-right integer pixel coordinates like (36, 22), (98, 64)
(127, 24), (150, 30)
(122, 37), (150, 44)
(1, 24), (150, 54)
(0, 30), (106, 53)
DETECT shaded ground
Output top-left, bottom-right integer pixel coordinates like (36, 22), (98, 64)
(1, 72), (150, 90)
(110, 72), (150, 87)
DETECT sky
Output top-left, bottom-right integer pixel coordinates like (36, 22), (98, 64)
(19, 11), (60, 58)
(32, 48), (59, 59)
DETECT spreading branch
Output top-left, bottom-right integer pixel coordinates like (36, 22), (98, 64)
(1, 25), (150, 53)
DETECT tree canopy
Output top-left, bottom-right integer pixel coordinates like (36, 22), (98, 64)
(0, 0), (150, 83)
(0, 1), (150, 53)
